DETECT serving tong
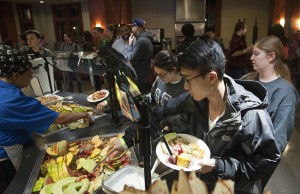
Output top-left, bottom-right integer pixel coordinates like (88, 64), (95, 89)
(92, 150), (128, 173)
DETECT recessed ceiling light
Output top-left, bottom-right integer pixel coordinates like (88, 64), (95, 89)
(40, 1), (44, 3)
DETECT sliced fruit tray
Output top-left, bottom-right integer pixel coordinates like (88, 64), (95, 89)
(36, 101), (95, 137)
(26, 134), (138, 194)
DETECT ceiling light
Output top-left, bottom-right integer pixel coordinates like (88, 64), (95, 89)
(40, 1), (44, 3)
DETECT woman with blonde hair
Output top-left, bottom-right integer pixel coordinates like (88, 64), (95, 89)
(243, 35), (299, 153)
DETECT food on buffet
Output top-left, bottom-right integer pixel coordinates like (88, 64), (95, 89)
(87, 89), (109, 102)
(165, 133), (205, 168)
(69, 119), (89, 130)
(48, 102), (93, 113)
(91, 90), (108, 101)
(32, 135), (132, 194)
(36, 94), (63, 105)
(44, 102), (94, 134)
(46, 140), (68, 156)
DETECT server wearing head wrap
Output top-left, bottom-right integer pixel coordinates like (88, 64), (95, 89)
(0, 45), (94, 193)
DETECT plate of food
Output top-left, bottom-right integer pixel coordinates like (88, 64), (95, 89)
(156, 133), (210, 171)
(87, 89), (109, 103)
(36, 94), (64, 105)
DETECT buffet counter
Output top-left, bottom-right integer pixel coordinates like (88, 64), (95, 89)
(5, 92), (134, 194)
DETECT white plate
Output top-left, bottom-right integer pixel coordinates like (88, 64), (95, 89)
(156, 134), (211, 171)
(36, 94), (64, 106)
(87, 89), (109, 103)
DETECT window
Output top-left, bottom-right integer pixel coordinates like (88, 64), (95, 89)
(17, 4), (35, 32)
(52, 3), (83, 43)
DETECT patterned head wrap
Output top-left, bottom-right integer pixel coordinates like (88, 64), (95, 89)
(0, 45), (32, 77)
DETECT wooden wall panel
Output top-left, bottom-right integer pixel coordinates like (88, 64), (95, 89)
(88, 0), (131, 29)
(0, 2), (18, 45)
(88, 0), (106, 29)
(271, 0), (300, 31)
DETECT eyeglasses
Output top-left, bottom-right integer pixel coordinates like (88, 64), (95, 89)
(156, 71), (169, 79)
(181, 74), (202, 85)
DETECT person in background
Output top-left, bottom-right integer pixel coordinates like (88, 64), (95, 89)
(154, 38), (280, 193)
(82, 31), (95, 52)
(82, 31), (96, 88)
(40, 34), (49, 48)
(96, 50), (186, 157)
(176, 23), (198, 53)
(128, 18), (153, 94)
(242, 35), (299, 154)
(112, 24), (132, 58)
(2, 39), (14, 48)
(106, 24), (118, 47)
(290, 30), (300, 88)
(227, 21), (253, 79)
(22, 30), (53, 59)
(0, 45), (94, 193)
(270, 24), (289, 62)
(92, 26), (110, 50)
(91, 26), (108, 90)
(205, 26), (225, 52)
(16, 33), (27, 50)
(61, 32), (82, 93)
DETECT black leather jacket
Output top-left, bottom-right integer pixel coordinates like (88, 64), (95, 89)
(154, 75), (281, 193)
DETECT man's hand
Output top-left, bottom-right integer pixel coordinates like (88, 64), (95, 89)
(96, 100), (108, 114)
(106, 137), (125, 157)
(196, 158), (216, 174)
(86, 113), (95, 124)
(129, 34), (135, 46)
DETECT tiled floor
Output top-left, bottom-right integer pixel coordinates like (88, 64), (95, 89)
(265, 103), (300, 193)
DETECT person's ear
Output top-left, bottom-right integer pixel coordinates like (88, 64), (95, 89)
(12, 72), (19, 80)
(268, 52), (276, 64)
(209, 71), (217, 82)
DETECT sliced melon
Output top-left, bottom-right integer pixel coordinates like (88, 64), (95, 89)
(78, 178), (90, 193)
(81, 159), (97, 173)
(46, 147), (58, 156)
(52, 177), (77, 194)
(40, 183), (55, 194)
(65, 182), (83, 194)
(164, 132), (177, 143)
(88, 180), (95, 193)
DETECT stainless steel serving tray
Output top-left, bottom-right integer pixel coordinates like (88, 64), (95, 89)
(33, 101), (106, 138)
(24, 133), (138, 194)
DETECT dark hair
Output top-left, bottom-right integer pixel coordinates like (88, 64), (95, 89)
(107, 24), (118, 34)
(25, 30), (41, 39)
(234, 21), (246, 33)
(271, 24), (288, 45)
(181, 23), (195, 37)
(178, 37), (226, 80)
(3, 39), (14, 48)
(63, 32), (72, 39)
(93, 27), (104, 34)
(206, 26), (216, 33)
(83, 31), (93, 42)
(119, 24), (128, 29)
(153, 50), (178, 72)
(19, 33), (27, 42)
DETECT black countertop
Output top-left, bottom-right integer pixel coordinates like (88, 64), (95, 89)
(4, 92), (134, 194)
